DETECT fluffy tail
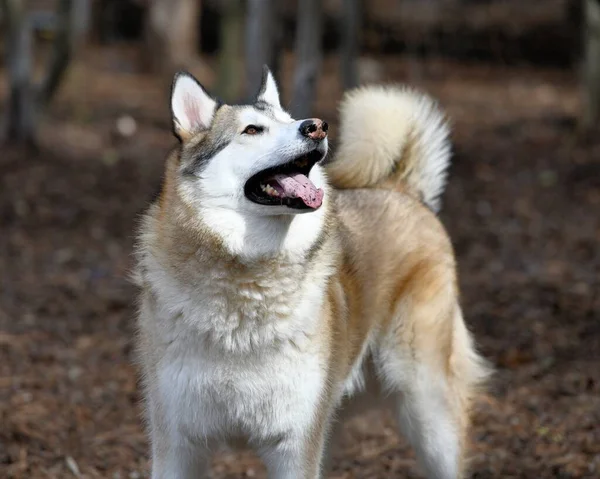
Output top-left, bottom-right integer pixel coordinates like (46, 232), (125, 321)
(326, 85), (451, 212)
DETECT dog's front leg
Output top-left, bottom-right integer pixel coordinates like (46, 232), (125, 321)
(150, 429), (211, 479)
(148, 401), (211, 479)
(259, 427), (328, 479)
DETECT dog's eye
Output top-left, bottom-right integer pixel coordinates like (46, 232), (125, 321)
(242, 125), (263, 135)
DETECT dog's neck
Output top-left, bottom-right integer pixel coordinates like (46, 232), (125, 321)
(140, 188), (337, 353)
(198, 201), (329, 262)
(151, 159), (331, 266)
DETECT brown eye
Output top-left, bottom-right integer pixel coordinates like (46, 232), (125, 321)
(243, 125), (263, 135)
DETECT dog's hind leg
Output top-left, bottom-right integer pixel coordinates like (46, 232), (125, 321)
(376, 289), (487, 479)
(391, 373), (465, 479)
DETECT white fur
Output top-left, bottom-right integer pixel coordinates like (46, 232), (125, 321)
(257, 69), (282, 109)
(139, 79), (339, 477)
(139, 226), (336, 477)
(178, 106), (330, 259)
(395, 372), (460, 479)
(332, 85), (451, 212)
(198, 185), (328, 261)
(376, 338), (460, 479)
(137, 76), (479, 479)
(171, 73), (217, 135)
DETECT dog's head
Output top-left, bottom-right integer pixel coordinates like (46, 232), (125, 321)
(170, 67), (329, 218)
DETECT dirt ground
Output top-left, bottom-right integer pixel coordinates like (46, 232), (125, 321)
(1, 51), (599, 478)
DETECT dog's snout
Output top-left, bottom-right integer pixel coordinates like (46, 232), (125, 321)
(299, 119), (328, 141)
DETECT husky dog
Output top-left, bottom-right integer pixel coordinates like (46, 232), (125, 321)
(134, 67), (488, 479)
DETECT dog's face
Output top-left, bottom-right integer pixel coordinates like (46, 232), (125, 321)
(171, 68), (329, 217)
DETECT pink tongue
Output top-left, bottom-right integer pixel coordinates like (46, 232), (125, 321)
(273, 173), (324, 209)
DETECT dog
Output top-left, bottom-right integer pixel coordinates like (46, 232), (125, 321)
(133, 66), (489, 479)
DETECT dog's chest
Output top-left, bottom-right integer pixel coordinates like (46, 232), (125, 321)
(153, 258), (326, 351)
(158, 341), (325, 441)
(150, 259), (328, 441)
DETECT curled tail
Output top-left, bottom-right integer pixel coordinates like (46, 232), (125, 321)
(326, 85), (451, 212)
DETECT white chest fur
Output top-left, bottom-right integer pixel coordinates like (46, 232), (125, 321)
(141, 252), (330, 444)
(156, 340), (325, 443)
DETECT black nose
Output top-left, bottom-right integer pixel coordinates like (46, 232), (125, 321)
(299, 119), (328, 140)
(299, 120), (317, 136)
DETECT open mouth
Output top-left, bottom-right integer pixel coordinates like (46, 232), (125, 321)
(244, 149), (324, 210)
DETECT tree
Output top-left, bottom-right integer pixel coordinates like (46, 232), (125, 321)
(583, 0), (600, 129)
(291, 0), (323, 119)
(2, 0), (34, 144)
(144, 0), (201, 73)
(216, 0), (243, 101)
(340, 0), (361, 90)
(1, 0), (76, 146)
(244, 0), (282, 101)
(38, 0), (76, 107)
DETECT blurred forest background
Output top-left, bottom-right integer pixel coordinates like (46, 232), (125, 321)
(0, 0), (599, 478)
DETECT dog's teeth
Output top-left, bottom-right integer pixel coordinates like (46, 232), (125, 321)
(260, 183), (279, 197)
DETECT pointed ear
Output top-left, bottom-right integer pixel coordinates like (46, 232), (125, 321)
(171, 72), (217, 142)
(256, 66), (281, 109)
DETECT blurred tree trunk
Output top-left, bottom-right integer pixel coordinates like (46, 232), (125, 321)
(582, 0), (600, 129)
(291, 0), (323, 118)
(1, 0), (76, 146)
(245, 0), (282, 100)
(340, 0), (361, 90)
(268, 2), (283, 93)
(145, 0), (200, 73)
(2, 0), (36, 145)
(39, 0), (74, 107)
(71, 0), (91, 40)
(216, 0), (243, 101)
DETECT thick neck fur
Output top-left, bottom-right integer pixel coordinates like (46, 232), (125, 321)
(137, 156), (338, 354)
(152, 153), (332, 262)
(198, 205), (328, 262)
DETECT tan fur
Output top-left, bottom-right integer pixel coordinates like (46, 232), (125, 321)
(135, 82), (488, 479)
(332, 190), (488, 473)
(326, 85), (451, 212)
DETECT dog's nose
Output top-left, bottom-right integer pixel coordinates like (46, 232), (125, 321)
(299, 119), (328, 141)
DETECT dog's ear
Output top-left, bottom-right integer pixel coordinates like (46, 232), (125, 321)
(256, 66), (281, 109)
(171, 72), (217, 142)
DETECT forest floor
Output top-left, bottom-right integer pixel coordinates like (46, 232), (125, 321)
(1, 49), (599, 478)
